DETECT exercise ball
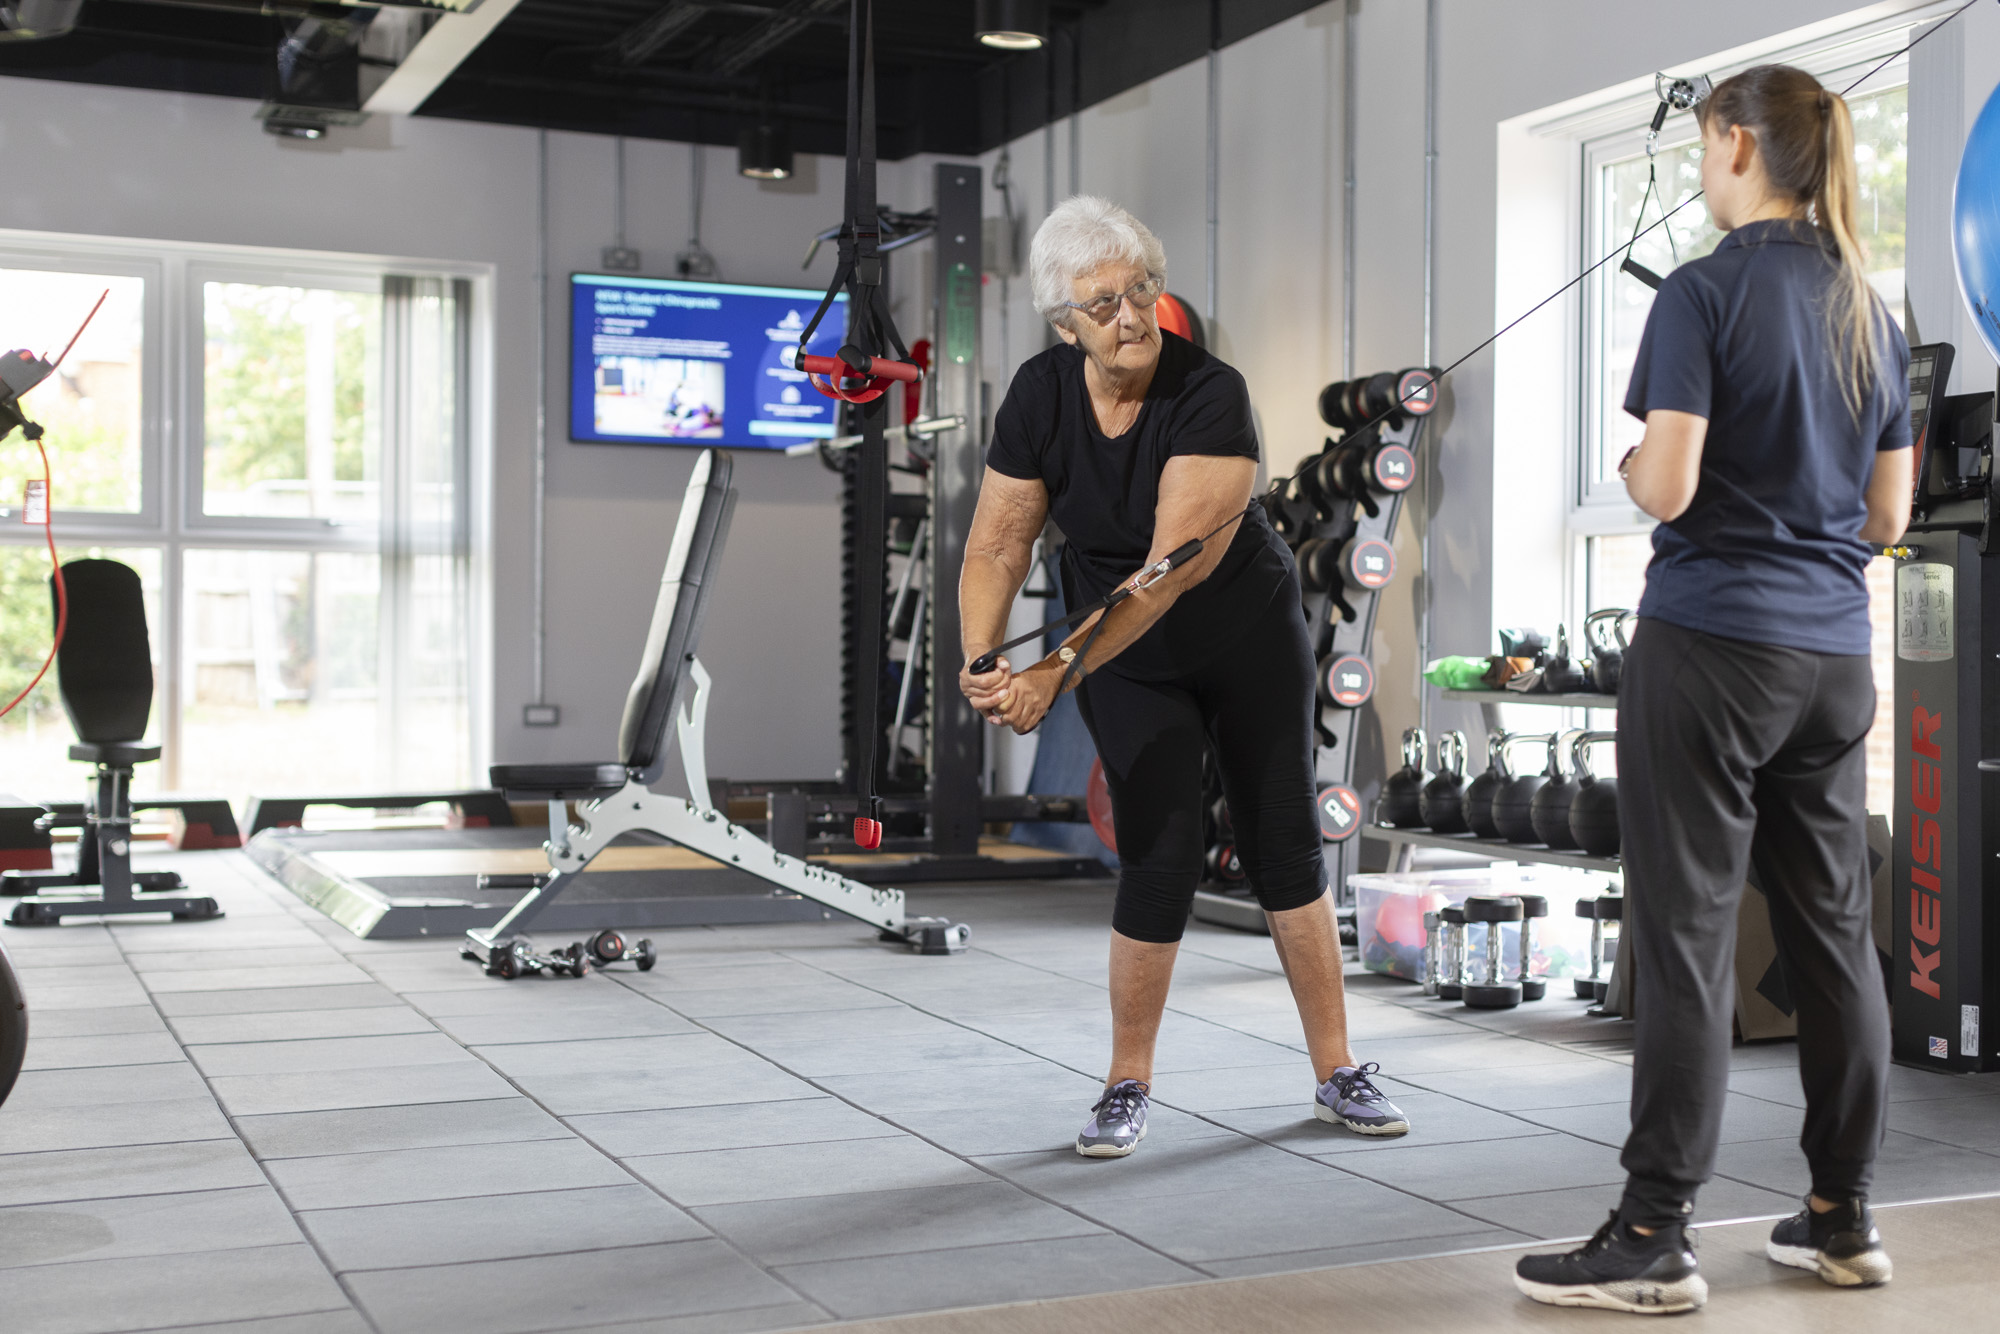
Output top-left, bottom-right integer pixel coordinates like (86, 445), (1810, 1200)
(1956, 77), (2000, 366)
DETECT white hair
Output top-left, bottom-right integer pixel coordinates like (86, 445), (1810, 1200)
(1029, 195), (1167, 329)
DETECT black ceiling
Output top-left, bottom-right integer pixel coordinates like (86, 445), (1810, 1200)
(0, 0), (1323, 158)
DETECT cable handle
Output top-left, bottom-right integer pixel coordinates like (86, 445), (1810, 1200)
(967, 538), (1202, 677)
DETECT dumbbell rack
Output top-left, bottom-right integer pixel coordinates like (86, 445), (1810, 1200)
(1192, 382), (1434, 936)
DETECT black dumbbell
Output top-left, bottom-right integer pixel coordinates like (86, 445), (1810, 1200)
(1297, 537), (1346, 592)
(1516, 893), (1548, 1001)
(1574, 893), (1623, 998)
(1461, 895), (1525, 1008)
(1437, 904), (1467, 1000)
(1340, 537), (1396, 591)
(1205, 842), (1245, 884)
(1318, 652), (1375, 708)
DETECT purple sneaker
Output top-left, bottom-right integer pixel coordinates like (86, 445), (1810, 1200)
(1314, 1062), (1409, 1135)
(1076, 1078), (1149, 1158)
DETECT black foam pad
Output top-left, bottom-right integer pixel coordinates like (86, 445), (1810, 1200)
(55, 559), (151, 745)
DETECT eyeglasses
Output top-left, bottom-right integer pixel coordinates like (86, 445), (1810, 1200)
(1060, 275), (1166, 325)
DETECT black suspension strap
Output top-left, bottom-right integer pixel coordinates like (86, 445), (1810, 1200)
(804, 0), (921, 850)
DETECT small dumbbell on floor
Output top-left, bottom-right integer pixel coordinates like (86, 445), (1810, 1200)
(1574, 892), (1623, 1000)
(1461, 895), (1524, 1009)
(1435, 904), (1468, 1001)
(1516, 893), (1548, 1001)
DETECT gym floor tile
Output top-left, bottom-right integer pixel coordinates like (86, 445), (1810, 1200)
(139, 962), (376, 993)
(691, 1180), (1104, 1266)
(812, 1060), (1103, 1115)
(115, 930), (335, 955)
(186, 1031), (472, 1078)
(264, 1136), (636, 1210)
(1071, 1176), (1481, 1264)
(236, 1097), (572, 1160)
(873, 979), (1111, 1021)
(0, 1242), (350, 1334)
(468, 1032), (760, 1079)
(696, 1005), (963, 1048)
(1394, 1057), (1636, 1111)
(1451, 1175), (1798, 1238)
(1321, 1131), (1625, 1200)
(1884, 1091), (2000, 1152)
(1728, 1061), (2000, 1107)
(621, 960), (849, 992)
(0, 1187), (304, 1268)
(1714, 1129), (2000, 1200)
(505, 1060), (824, 1117)
(395, 980), (651, 1017)
(527, 1301), (833, 1334)
(297, 1183), (709, 1271)
(960, 1013), (1302, 1076)
(20, 1032), (186, 1071)
(0, 1095), (236, 1154)
(1199, 1226), (1533, 1278)
(150, 982), (402, 1017)
(0, 1139), (264, 1207)
(564, 1097), (904, 1158)
(10, 962), (144, 988)
(772, 1232), (1201, 1320)
(972, 1134), (1349, 1207)
(427, 1003), (704, 1046)
(626, 1134), (990, 1206)
(128, 947), (350, 973)
(1143, 1061), (1369, 1113)
(20, 1006), (167, 1039)
(1519, 1092), (1805, 1148)
(624, 979), (909, 1019)
(0, 1060), (210, 1109)
(207, 1058), (520, 1117)
(886, 1097), (1235, 1157)
(12, 980), (153, 1010)
(747, 1031), (1051, 1079)
(343, 1239), (797, 1334)
(120, 1313), (371, 1334)
(167, 1005), (439, 1045)
(1206, 1089), (1548, 1154)
(1347, 1032), (1602, 1076)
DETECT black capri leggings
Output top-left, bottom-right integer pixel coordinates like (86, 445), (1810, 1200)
(1074, 574), (1327, 942)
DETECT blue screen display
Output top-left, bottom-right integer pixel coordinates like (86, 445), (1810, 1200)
(570, 274), (848, 449)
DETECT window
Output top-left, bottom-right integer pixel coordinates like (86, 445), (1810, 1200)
(1576, 80), (1909, 816)
(0, 240), (481, 806)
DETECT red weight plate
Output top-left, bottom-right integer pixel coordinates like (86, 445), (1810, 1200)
(1343, 538), (1396, 590)
(1087, 757), (1117, 854)
(1316, 785), (1363, 842)
(1217, 844), (1245, 881)
(1155, 292), (1207, 349)
(1396, 367), (1440, 415)
(1323, 654), (1375, 708)
(1367, 443), (1416, 493)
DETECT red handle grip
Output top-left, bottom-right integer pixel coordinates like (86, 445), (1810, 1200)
(801, 354), (920, 384)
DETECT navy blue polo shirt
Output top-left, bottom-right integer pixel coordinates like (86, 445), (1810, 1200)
(1625, 218), (1911, 655)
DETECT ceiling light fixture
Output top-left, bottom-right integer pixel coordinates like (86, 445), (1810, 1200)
(738, 123), (794, 181)
(974, 0), (1048, 50)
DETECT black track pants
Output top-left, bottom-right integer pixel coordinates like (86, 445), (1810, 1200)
(1074, 575), (1327, 943)
(1616, 617), (1888, 1227)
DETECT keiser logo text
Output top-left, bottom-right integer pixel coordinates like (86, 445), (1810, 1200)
(1910, 698), (1945, 1000)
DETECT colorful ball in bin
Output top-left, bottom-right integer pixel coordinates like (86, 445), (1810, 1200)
(1363, 889), (1448, 980)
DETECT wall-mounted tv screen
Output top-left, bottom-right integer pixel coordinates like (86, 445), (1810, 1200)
(570, 273), (849, 449)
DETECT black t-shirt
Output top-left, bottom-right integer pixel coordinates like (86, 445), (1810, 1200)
(1625, 218), (1911, 655)
(986, 331), (1291, 680)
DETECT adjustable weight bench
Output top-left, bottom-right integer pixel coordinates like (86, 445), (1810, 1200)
(464, 448), (966, 978)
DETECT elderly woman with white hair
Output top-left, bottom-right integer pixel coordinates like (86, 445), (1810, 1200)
(958, 196), (1409, 1158)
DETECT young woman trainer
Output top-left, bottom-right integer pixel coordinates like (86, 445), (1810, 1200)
(1515, 64), (1913, 1314)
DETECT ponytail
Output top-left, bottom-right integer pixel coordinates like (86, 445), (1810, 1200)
(1699, 65), (1882, 417)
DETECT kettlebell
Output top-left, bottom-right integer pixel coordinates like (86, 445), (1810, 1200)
(1529, 729), (1585, 848)
(1584, 609), (1633, 695)
(1377, 727), (1428, 828)
(1568, 730), (1621, 857)
(1535, 624), (1590, 695)
(1462, 730), (1513, 838)
(1418, 731), (1469, 833)
(1491, 731), (1553, 842)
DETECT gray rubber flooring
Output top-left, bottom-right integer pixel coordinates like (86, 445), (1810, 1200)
(3, 847), (1999, 1334)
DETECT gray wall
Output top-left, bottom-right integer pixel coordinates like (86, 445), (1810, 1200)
(1, 0), (1990, 798)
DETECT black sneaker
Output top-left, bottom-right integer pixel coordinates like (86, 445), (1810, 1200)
(1766, 1196), (1892, 1287)
(1514, 1211), (1708, 1314)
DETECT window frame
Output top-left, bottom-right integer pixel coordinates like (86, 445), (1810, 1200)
(0, 229), (493, 791)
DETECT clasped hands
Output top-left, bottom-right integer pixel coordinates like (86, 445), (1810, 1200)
(959, 653), (1065, 734)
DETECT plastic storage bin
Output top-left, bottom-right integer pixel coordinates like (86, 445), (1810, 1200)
(1350, 864), (1612, 983)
